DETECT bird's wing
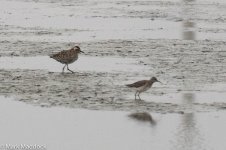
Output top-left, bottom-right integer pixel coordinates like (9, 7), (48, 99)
(50, 50), (66, 57)
(126, 80), (148, 88)
(50, 49), (73, 61)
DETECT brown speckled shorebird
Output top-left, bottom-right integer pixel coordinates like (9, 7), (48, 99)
(126, 77), (161, 100)
(50, 46), (84, 73)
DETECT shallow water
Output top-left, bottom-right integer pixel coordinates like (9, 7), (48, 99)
(0, 96), (226, 150)
(127, 87), (226, 104)
(1, 0), (226, 42)
(0, 56), (148, 73)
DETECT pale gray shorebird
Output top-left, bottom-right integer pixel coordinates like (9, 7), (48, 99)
(50, 46), (84, 73)
(126, 77), (161, 100)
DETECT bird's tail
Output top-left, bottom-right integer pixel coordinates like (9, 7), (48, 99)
(125, 84), (133, 87)
(49, 54), (54, 58)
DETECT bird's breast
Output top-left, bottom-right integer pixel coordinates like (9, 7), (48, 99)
(138, 84), (152, 92)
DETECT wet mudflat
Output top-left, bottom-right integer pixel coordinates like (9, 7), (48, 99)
(0, 0), (226, 149)
(0, 55), (226, 113)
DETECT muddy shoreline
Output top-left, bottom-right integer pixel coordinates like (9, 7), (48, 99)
(0, 0), (226, 114)
(0, 39), (226, 114)
(0, 66), (226, 113)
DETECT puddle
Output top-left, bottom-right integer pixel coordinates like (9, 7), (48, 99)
(0, 96), (226, 150)
(2, 17), (226, 42)
(1, 19), (182, 42)
(0, 56), (147, 73)
(127, 91), (226, 104)
(127, 83), (226, 105)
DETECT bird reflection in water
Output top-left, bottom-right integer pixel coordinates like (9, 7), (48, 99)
(128, 112), (156, 126)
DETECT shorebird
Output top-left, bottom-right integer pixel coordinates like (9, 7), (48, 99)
(50, 46), (84, 73)
(126, 77), (161, 100)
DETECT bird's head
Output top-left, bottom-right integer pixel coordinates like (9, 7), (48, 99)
(150, 77), (161, 83)
(73, 46), (84, 53)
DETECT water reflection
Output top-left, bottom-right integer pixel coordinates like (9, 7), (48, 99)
(183, 93), (195, 111)
(182, 0), (196, 40)
(173, 93), (205, 150)
(128, 112), (156, 125)
(1, 96), (226, 149)
(182, 21), (196, 40)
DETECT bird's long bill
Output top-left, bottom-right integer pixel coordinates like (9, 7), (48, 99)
(157, 80), (163, 84)
(80, 50), (85, 53)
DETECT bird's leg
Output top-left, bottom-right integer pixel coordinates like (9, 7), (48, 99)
(138, 92), (141, 100)
(135, 91), (137, 100)
(62, 64), (67, 73)
(67, 64), (74, 73)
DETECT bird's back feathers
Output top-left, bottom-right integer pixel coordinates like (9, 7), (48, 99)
(50, 48), (78, 64)
(126, 80), (148, 88)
